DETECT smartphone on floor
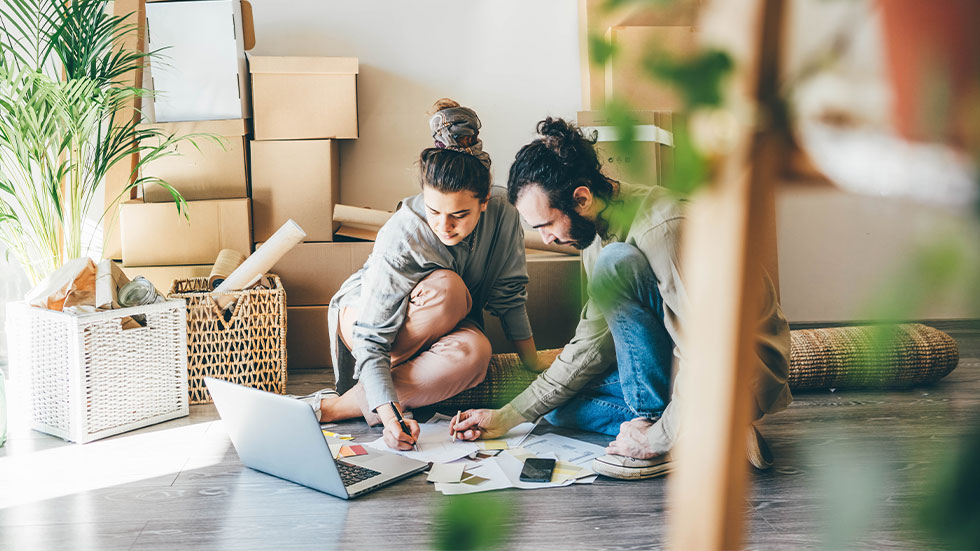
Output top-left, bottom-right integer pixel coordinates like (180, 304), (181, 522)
(519, 457), (556, 483)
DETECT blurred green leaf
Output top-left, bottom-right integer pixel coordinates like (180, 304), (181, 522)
(667, 122), (708, 196)
(602, 99), (651, 185)
(644, 49), (734, 109)
(601, 0), (676, 12)
(916, 420), (980, 549)
(589, 31), (618, 68)
(433, 494), (514, 551)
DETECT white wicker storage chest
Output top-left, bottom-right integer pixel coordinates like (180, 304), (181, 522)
(5, 300), (189, 443)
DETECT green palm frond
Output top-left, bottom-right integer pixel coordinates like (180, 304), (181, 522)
(0, 0), (200, 284)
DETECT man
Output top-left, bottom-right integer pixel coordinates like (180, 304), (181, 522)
(452, 117), (792, 479)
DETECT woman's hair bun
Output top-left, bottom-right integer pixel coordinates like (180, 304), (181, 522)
(537, 117), (587, 159)
(430, 98), (461, 115)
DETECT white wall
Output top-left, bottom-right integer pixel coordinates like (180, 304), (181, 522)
(243, 0), (979, 324)
(246, 0), (581, 211)
(776, 187), (979, 323)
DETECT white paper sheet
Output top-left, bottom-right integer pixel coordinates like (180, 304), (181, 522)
(435, 459), (512, 495)
(431, 432), (607, 494)
(519, 433), (606, 466)
(365, 415), (479, 464)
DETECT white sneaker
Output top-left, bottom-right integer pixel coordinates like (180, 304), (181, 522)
(592, 453), (672, 480)
(288, 388), (339, 422)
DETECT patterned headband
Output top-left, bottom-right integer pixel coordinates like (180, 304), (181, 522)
(429, 106), (491, 171)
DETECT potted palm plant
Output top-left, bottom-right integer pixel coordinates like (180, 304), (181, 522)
(0, 0), (199, 285)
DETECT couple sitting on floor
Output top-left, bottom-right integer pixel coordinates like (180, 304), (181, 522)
(299, 98), (793, 480)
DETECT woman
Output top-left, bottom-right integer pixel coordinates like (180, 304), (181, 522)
(305, 99), (539, 451)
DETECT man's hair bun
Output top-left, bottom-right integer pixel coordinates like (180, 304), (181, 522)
(536, 117), (593, 160)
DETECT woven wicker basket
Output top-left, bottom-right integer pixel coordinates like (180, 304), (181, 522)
(169, 276), (287, 404)
(5, 300), (189, 443)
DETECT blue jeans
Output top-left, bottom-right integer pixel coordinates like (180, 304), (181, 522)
(545, 243), (674, 436)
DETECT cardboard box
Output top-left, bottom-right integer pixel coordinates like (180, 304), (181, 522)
(249, 56), (358, 140)
(139, 119), (251, 202)
(114, 262), (212, 295)
(120, 198), (252, 266)
(287, 306), (331, 369)
(284, 250), (581, 368)
(258, 241), (373, 305)
(485, 253), (584, 353)
(577, 110), (673, 186)
(579, 0), (700, 109)
(604, 26), (699, 111)
(250, 139), (341, 242)
(145, 0), (254, 122)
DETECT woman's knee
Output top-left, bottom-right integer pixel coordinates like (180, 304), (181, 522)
(455, 329), (492, 385)
(412, 270), (472, 320)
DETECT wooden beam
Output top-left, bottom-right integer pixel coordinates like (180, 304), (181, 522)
(102, 0), (146, 260)
(666, 0), (786, 549)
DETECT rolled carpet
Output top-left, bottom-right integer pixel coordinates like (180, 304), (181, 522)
(433, 323), (960, 410)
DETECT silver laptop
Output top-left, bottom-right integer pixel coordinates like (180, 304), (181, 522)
(205, 377), (429, 499)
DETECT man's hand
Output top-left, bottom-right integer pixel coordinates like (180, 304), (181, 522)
(606, 418), (658, 459)
(451, 404), (526, 441)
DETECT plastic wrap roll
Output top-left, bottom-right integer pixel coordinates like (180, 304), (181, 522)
(213, 219), (306, 308)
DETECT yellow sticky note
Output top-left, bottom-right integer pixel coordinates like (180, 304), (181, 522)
(322, 430), (354, 440)
(478, 440), (509, 450)
(553, 461), (585, 477)
(505, 447), (536, 461)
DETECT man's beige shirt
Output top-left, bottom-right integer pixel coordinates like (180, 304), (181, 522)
(509, 182), (793, 453)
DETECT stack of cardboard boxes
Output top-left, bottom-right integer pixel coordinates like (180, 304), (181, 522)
(111, 0), (584, 373)
(576, 0), (701, 186)
(247, 55), (362, 369)
(115, 0), (255, 290)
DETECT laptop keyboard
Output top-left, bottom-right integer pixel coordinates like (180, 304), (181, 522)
(337, 461), (381, 487)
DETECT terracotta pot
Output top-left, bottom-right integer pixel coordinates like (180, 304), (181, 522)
(878, 0), (980, 145)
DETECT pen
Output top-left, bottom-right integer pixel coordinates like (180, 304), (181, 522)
(452, 410), (461, 442)
(512, 416), (542, 449)
(389, 401), (420, 452)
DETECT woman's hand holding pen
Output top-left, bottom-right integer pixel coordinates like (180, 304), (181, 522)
(451, 404), (525, 441)
(378, 402), (420, 451)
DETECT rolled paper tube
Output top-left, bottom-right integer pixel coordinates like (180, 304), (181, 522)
(208, 249), (246, 289)
(333, 204), (394, 231)
(212, 219), (307, 308)
(523, 231), (580, 255)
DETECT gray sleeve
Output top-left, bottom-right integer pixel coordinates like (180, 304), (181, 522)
(350, 226), (431, 412)
(484, 213), (532, 341)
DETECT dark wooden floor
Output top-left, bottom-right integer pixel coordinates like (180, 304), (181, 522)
(1, 320), (977, 550)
